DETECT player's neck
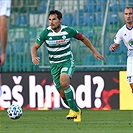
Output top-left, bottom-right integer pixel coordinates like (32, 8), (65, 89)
(126, 22), (133, 29)
(53, 25), (61, 33)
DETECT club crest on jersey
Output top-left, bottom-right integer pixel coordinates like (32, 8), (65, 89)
(49, 37), (52, 40)
(129, 39), (133, 46)
(62, 35), (66, 39)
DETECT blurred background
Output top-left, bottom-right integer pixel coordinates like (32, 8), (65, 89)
(1, 0), (133, 72)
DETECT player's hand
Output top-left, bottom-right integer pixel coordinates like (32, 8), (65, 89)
(110, 44), (116, 52)
(32, 57), (40, 65)
(94, 52), (106, 60)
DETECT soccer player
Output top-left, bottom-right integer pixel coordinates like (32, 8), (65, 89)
(31, 10), (105, 122)
(110, 6), (133, 93)
(0, 0), (12, 96)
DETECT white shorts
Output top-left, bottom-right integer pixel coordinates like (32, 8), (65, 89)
(0, 0), (11, 17)
(127, 55), (133, 84)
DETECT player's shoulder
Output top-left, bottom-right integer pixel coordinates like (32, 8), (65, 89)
(61, 25), (76, 30)
(117, 24), (126, 34)
(61, 25), (78, 33)
(119, 24), (126, 31)
(61, 25), (68, 29)
(45, 26), (52, 31)
(40, 26), (52, 34)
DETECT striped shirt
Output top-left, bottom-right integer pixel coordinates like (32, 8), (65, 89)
(36, 25), (81, 64)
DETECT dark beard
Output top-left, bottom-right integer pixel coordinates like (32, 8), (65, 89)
(52, 25), (61, 31)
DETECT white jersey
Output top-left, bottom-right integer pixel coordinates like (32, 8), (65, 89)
(115, 24), (133, 83)
(114, 24), (133, 51)
(0, 0), (11, 17)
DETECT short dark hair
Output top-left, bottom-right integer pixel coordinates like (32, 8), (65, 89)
(124, 6), (133, 11)
(48, 10), (62, 20)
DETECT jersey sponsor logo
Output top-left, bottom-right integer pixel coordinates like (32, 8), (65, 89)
(47, 40), (56, 45)
(56, 39), (66, 44)
(46, 39), (67, 45)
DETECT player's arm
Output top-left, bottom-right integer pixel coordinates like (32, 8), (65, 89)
(31, 29), (46, 65)
(76, 33), (105, 60)
(109, 43), (119, 52)
(31, 42), (41, 65)
(110, 28), (121, 52)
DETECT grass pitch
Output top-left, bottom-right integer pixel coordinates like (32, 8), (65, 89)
(0, 109), (133, 133)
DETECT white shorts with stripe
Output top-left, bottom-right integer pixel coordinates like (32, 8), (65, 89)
(0, 0), (11, 17)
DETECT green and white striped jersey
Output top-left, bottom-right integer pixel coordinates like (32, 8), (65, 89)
(36, 25), (80, 64)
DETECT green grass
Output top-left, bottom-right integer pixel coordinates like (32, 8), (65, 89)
(0, 109), (133, 133)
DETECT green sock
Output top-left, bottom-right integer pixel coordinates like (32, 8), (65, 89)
(62, 98), (69, 106)
(64, 87), (79, 112)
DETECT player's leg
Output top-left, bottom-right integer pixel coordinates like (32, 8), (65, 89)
(130, 83), (133, 93)
(60, 60), (82, 122)
(58, 84), (78, 119)
(58, 89), (69, 106)
(50, 65), (77, 120)
(50, 62), (82, 122)
(0, 15), (8, 65)
(0, 15), (8, 49)
(60, 73), (79, 111)
(127, 56), (133, 93)
(60, 74), (81, 122)
(50, 63), (69, 106)
(0, 1), (11, 65)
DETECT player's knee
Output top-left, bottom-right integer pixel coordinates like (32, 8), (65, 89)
(60, 81), (69, 89)
(0, 25), (8, 33)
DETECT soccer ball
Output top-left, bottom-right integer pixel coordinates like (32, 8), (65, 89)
(7, 104), (23, 120)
